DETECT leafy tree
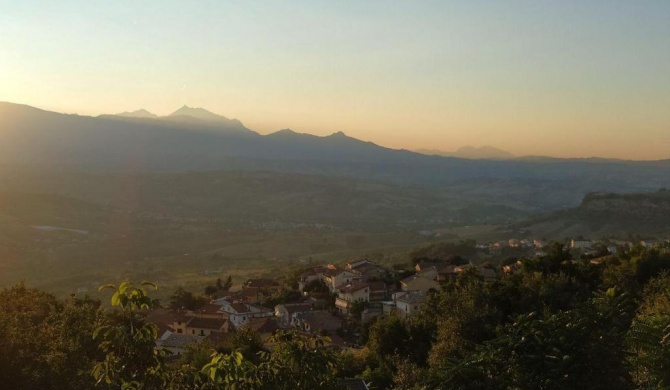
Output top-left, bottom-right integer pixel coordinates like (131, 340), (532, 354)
(0, 284), (101, 390)
(431, 289), (634, 390)
(257, 331), (343, 389)
(627, 272), (670, 387)
(304, 279), (330, 294)
(92, 281), (168, 390)
(169, 287), (208, 310)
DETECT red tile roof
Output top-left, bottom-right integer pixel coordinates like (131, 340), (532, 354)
(337, 281), (369, 294)
(186, 317), (227, 330)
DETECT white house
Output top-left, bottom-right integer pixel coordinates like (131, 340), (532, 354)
(324, 269), (362, 292)
(335, 281), (370, 315)
(214, 298), (274, 329)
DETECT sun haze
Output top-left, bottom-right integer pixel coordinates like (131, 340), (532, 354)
(1, 1), (668, 160)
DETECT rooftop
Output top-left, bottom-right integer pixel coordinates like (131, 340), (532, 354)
(160, 333), (203, 349)
(187, 317), (227, 330)
(276, 302), (313, 314)
(337, 281), (369, 294)
(295, 311), (343, 331)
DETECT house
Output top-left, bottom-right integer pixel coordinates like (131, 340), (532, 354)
(502, 261), (523, 275)
(242, 317), (280, 342)
(216, 299), (274, 329)
(640, 240), (656, 249)
(274, 302), (313, 327)
(367, 281), (388, 302)
(570, 239), (592, 249)
(298, 267), (326, 291)
(399, 275), (440, 294)
(209, 289), (231, 300)
(157, 332), (203, 356)
(324, 269), (362, 292)
(193, 303), (227, 319)
(335, 281), (370, 315)
(416, 263), (457, 283)
(453, 265), (497, 283)
(145, 307), (189, 336)
(293, 310), (343, 333)
(185, 317), (228, 336)
(244, 278), (282, 294)
(171, 315), (228, 336)
(415, 261), (443, 274)
(394, 291), (425, 318)
(232, 287), (263, 304)
(346, 259), (389, 281)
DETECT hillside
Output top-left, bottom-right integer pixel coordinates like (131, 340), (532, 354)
(517, 190), (670, 239)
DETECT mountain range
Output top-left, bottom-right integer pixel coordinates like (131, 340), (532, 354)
(2, 101), (670, 213)
(415, 146), (515, 160)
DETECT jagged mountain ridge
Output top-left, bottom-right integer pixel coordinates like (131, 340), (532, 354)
(2, 102), (670, 212)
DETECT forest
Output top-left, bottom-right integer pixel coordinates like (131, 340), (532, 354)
(2, 243), (670, 389)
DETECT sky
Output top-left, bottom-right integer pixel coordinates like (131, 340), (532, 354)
(1, 1), (669, 160)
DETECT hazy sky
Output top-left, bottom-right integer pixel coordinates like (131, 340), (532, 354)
(1, 1), (669, 159)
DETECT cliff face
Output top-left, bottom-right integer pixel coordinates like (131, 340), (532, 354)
(580, 191), (670, 218)
(519, 190), (670, 239)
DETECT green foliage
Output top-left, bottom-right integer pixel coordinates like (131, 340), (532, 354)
(9, 239), (670, 390)
(0, 284), (101, 390)
(169, 286), (208, 311)
(409, 239), (477, 263)
(431, 290), (635, 390)
(303, 278), (330, 294)
(627, 316), (670, 388)
(89, 281), (346, 389)
(257, 331), (343, 389)
(92, 281), (168, 390)
(262, 288), (302, 308)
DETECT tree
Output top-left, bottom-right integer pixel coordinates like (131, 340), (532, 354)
(0, 284), (101, 390)
(169, 287), (207, 310)
(431, 289), (635, 390)
(92, 281), (168, 390)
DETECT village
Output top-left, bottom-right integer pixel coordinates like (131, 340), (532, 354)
(148, 236), (670, 357)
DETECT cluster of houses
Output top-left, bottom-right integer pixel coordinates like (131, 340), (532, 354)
(476, 236), (670, 260)
(149, 256), (506, 361)
(143, 234), (670, 390)
(150, 237), (670, 357)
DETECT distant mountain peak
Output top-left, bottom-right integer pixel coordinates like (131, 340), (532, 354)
(168, 105), (229, 122)
(268, 128), (298, 136)
(329, 131), (348, 138)
(415, 145), (514, 160)
(115, 109), (157, 118)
